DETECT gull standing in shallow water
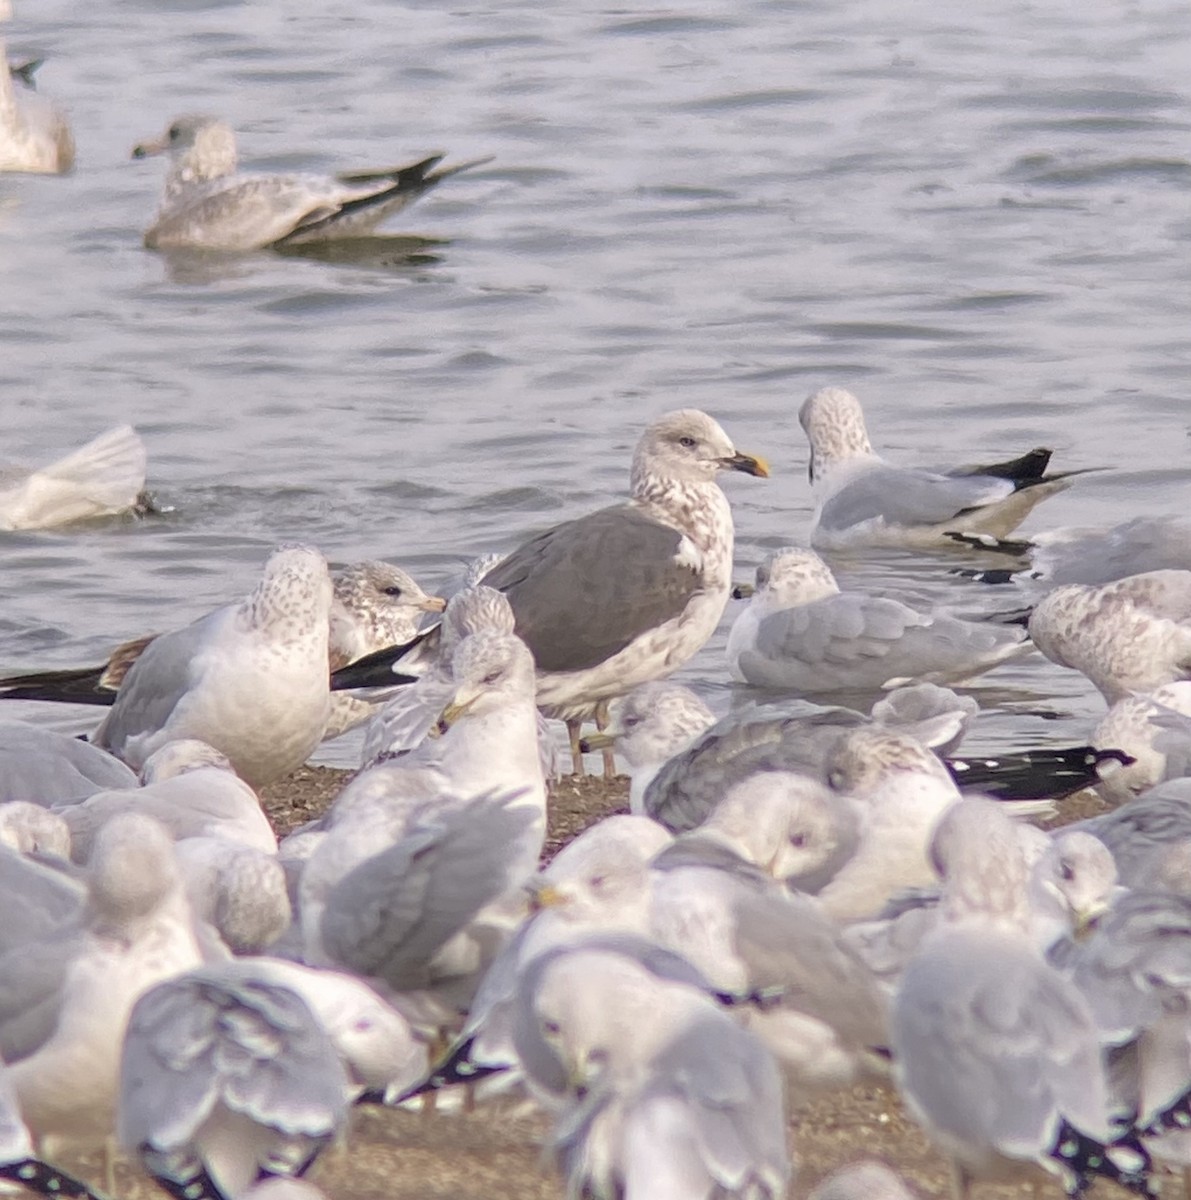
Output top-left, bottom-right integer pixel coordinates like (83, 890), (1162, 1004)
(726, 547), (1032, 691)
(334, 409), (769, 774)
(131, 114), (490, 252)
(799, 386), (1082, 550)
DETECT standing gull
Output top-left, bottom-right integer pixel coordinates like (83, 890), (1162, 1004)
(336, 410), (769, 773)
(93, 546), (333, 786)
(131, 115), (490, 252)
(726, 547), (1032, 691)
(799, 387), (1081, 550)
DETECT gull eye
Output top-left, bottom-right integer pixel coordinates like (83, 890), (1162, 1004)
(482, 670), (502, 685)
(678, 435), (697, 449)
(168, 123), (182, 141)
(789, 832), (808, 849)
(542, 1019), (561, 1036)
(1060, 861), (1076, 882)
(381, 585), (404, 597)
(622, 715), (641, 730)
(589, 874), (608, 890)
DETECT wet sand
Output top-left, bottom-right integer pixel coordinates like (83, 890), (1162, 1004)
(241, 766), (1157, 1199)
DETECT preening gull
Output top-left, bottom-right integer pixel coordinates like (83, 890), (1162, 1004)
(516, 944), (791, 1200)
(119, 963), (349, 1200)
(1028, 570), (1191, 703)
(1091, 681), (1191, 801)
(890, 800), (1152, 1198)
(799, 387), (1081, 550)
(0, 22), (73, 174)
(336, 410), (768, 774)
(726, 547), (1032, 691)
(131, 114), (490, 252)
(92, 546), (333, 786)
(0, 426), (146, 530)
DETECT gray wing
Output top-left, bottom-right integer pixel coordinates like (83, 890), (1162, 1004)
(1074, 785), (1191, 886)
(818, 463), (1013, 534)
(893, 930), (1111, 1157)
(146, 175), (352, 252)
(644, 708), (865, 832)
(120, 968), (348, 1154)
(95, 608), (232, 757)
(0, 722), (136, 804)
(1031, 516), (1191, 588)
(319, 793), (539, 990)
(481, 505), (702, 673)
(0, 927), (83, 1061)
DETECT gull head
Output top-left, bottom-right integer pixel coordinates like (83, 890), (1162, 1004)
(442, 584), (516, 651)
(798, 387), (875, 483)
(247, 544), (334, 633)
(140, 738), (235, 784)
(632, 409), (769, 489)
(132, 114), (238, 183)
(581, 682), (715, 770)
(826, 727), (957, 802)
(1031, 830), (1119, 938)
(755, 547), (841, 607)
(437, 630), (536, 729)
(87, 812), (182, 926)
(329, 560), (444, 662)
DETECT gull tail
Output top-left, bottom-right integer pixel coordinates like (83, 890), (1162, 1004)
(330, 635), (423, 691)
(945, 747), (1134, 802)
(961, 446), (1055, 485)
(0, 1158), (114, 1200)
(1050, 1120), (1155, 1198)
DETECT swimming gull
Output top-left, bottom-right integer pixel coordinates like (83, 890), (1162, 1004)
(515, 944), (791, 1200)
(332, 409), (769, 774)
(0, 21), (73, 174)
(119, 962), (349, 1200)
(890, 799), (1152, 1199)
(950, 514), (1191, 589)
(131, 114), (491, 252)
(0, 426), (145, 530)
(799, 386), (1082, 550)
(1028, 569), (1191, 703)
(726, 546), (1032, 691)
(92, 545), (334, 786)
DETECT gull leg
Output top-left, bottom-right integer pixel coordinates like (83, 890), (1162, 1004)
(103, 1138), (117, 1196)
(594, 702), (617, 777)
(566, 718), (586, 777)
(948, 1160), (971, 1200)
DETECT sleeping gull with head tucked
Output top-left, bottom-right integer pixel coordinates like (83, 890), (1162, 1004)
(0, 13), (73, 175)
(0, 426), (146, 530)
(131, 114), (490, 252)
(799, 387), (1082, 550)
(727, 547), (1032, 691)
(334, 409), (769, 774)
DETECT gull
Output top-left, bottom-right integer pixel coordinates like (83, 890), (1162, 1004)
(890, 799), (1154, 1199)
(332, 409), (769, 774)
(2, 813), (207, 1156)
(131, 114), (490, 252)
(726, 547), (1032, 691)
(91, 546), (333, 786)
(1028, 569), (1191, 703)
(0, 721), (136, 805)
(119, 963), (349, 1200)
(515, 944), (791, 1200)
(1091, 681), (1191, 802)
(799, 386), (1081, 550)
(55, 740), (277, 864)
(0, 11), (73, 175)
(0, 426), (146, 530)
(0, 801), (71, 857)
(0, 560), (435, 746)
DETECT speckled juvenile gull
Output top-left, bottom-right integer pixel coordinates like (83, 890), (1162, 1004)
(799, 386), (1081, 550)
(515, 944), (790, 1200)
(1029, 569), (1191, 703)
(1091, 681), (1191, 802)
(0, 20), (73, 174)
(0, 722), (136, 805)
(93, 546), (333, 786)
(131, 114), (490, 252)
(890, 799), (1151, 1198)
(2, 813), (206, 1155)
(726, 547), (1032, 691)
(333, 409), (769, 774)
(0, 426), (144, 530)
(952, 514), (1191, 590)
(55, 740), (277, 864)
(119, 962), (349, 1200)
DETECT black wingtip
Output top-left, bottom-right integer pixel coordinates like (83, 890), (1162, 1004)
(945, 746), (1135, 802)
(0, 1158), (114, 1200)
(9, 59), (44, 89)
(329, 635), (423, 691)
(944, 530), (1035, 557)
(1050, 1120), (1155, 1198)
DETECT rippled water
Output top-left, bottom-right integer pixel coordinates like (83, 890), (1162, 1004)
(2, 0), (1190, 764)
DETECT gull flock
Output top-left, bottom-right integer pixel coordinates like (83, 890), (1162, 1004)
(9, 11), (1191, 1200)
